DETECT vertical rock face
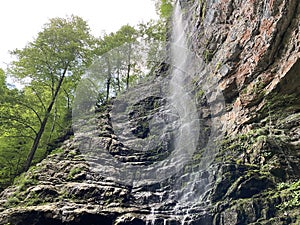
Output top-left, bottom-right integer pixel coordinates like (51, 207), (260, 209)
(186, 0), (299, 134)
(184, 0), (300, 224)
(0, 1), (299, 225)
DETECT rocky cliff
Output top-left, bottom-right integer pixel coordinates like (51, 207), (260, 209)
(0, 0), (299, 224)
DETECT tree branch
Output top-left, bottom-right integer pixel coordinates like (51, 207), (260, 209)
(14, 101), (42, 124)
(29, 86), (47, 111)
(0, 115), (38, 135)
(5, 135), (35, 141)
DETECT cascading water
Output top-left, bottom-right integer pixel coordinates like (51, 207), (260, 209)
(167, 0), (224, 221)
(146, 207), (156, 225)
(142, 2), (207, 222)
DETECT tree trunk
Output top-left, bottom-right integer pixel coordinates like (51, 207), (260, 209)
(126, 44), (132, 90)
(106, 57), (112, 101)
(24, 67), (67, 171)
(117, 60), (121, 94)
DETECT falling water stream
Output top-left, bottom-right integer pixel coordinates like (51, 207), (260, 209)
(149, 1), (223, 223)
(146, 1), (202, 224)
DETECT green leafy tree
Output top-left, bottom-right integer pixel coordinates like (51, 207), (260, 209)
(94, 25), (140, 101)
(9, 15), (95, 171)
(160, 0), (173, 19)
(0, 69), (6, 94)
(138, 19), (168, 72)
(154, 0), (174, 20)
(115, 25), (138, 90)
(91, 21), (169, 105)
(0, 70), (31, 188)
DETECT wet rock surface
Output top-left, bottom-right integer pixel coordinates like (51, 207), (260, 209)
(1, 0), (300, 224)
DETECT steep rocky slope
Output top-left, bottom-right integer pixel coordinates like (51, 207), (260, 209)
(0, 0), (299, 224)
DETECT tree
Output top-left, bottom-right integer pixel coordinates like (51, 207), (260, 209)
(154, 0), (174, 20)
(114, 25), (138, 90)
(0, 70), (31, 188)
(138, 19), (168, 71)
(0, 69), (6, 94)
(94, 25), (139, 101)
(9, 15), (95, 171)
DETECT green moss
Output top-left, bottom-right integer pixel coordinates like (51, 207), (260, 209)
(193, 152), (203, 161)
(236, 158), (244, 165)
(259, 93), (300, 121)
(24, 192), (41, 206)
(201, 0), (207, 22)
(195, 89), (205, 99)
(203, 49), (213, 63)
(14, 172), (38, 192)
(50, 148), (64, 155)
(277, 179), (300, 210)
(256, 135), (267, 142)
(67, 150), (78, 157)
(67, 167), (82, 180)
(4, 170), (39, 208)
(215, 61), (222, 72)
(5, 196), (20, 207)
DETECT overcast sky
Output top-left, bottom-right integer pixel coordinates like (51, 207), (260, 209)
(0, 0), (158, 68)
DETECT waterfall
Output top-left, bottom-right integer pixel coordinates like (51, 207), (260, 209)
(168, 0), (223, 220)
(172, 1), (188, 61)
(169, 0), (199, 218)
(146, 207), (156, 225)
(168, 0), (201, 181)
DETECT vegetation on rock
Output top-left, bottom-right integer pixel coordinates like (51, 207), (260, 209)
(0, 0), (299, 224)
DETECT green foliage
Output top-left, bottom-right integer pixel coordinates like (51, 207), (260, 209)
(0, 79), (33, 190)
(0, 7), (167, 191)
(10, 15), (95, 171)
(277, 179), (300, 210)
(158, 0), (174, 20)
(92, 24), (140, 100)
(14, 172), (37, 192)
(152, 0), (173, 46)
(0, 68), (6, 95)
(139, 20), (166, 42)
(89, 22), (166, 106)
(201, 0), (207, 22)
(0, 15), (95, 190)
(67, 167), (82, 181)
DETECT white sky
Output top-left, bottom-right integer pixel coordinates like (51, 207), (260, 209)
(0, 0), (158, 69)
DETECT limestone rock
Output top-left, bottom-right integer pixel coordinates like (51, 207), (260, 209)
(1, 0), (299, 224)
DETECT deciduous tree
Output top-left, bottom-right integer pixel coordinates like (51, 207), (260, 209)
(9, 15), (95, 171)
